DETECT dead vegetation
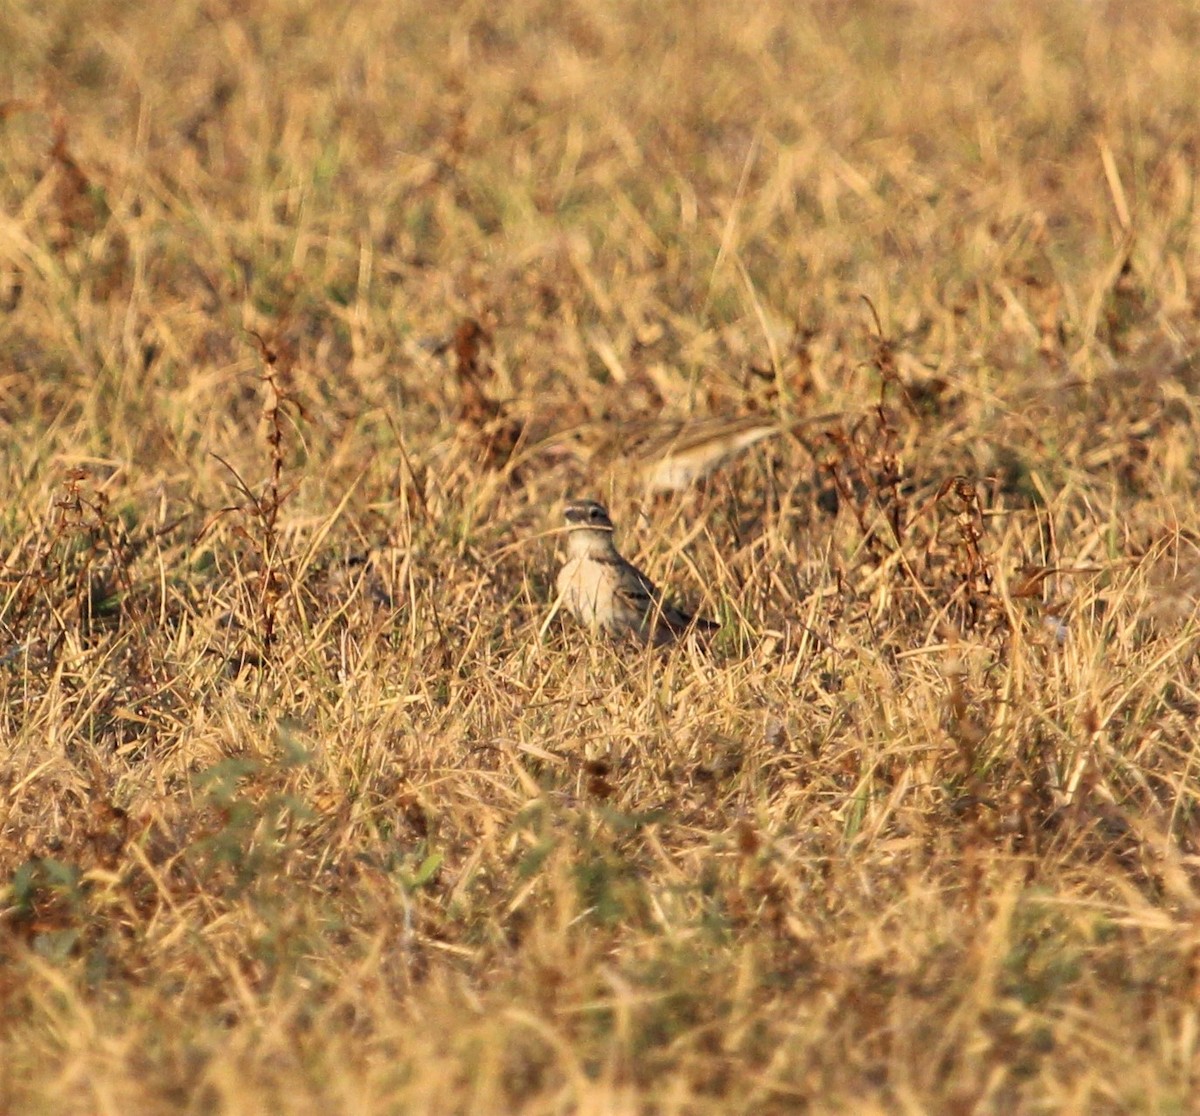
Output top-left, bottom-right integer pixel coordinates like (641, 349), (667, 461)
(2, 0), (1200, 1111)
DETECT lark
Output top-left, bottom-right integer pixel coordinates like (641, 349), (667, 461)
(555, 499), (719, 646)
(560, 411), (847, 493)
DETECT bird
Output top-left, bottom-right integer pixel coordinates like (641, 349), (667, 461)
(557, 411), (847, 493)
(555, 498), (719, 646)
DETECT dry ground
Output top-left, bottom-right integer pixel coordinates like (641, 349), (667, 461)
(2, 0), (1200, 1112)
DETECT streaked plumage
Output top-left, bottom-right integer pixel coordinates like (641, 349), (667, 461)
(560, 411), (847, 493)
(555, 499), (718, 646)
(625, 414), (787, 492)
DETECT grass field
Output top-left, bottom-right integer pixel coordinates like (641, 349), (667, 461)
(3, 0), (1200, 1111)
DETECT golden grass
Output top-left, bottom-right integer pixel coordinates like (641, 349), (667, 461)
(2, 0), (1200, 1111)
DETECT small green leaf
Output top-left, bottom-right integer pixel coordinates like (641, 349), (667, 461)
(410, 851), (443, 889)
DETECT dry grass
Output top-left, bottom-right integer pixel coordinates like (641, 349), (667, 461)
(2, 0), (1200, 1111)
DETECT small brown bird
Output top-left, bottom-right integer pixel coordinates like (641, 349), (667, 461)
(555, 499), (719, 646)
(563, 411), (847, 493)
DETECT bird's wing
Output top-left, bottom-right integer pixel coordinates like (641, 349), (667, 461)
(608, 559), (659, 610)
(615, 561), (721, 637)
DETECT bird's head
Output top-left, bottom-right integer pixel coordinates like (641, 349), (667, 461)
(563, 499), (615, 533)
